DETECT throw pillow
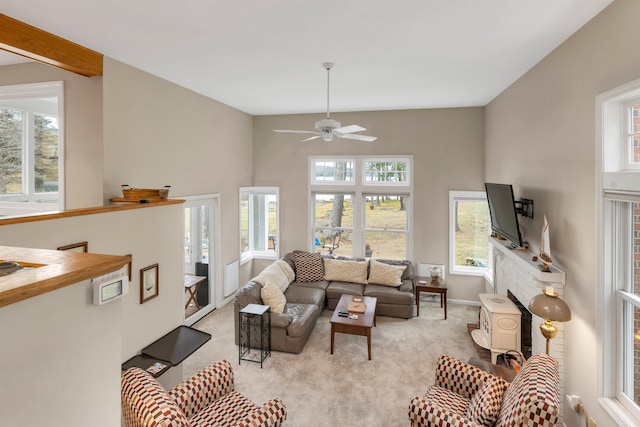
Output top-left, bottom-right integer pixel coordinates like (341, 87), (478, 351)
(292, 251), (324, 282)
(323, 258), (368, 284)
(260, 283), (286, 314)
(368, 259), (406, 287)
(465, 376), (507, 427)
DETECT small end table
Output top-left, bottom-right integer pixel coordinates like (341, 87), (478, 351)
(238, 303), (271, 368)
(414, 276), (447, 319)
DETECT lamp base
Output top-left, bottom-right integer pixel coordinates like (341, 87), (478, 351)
(539, 320), (558, 355)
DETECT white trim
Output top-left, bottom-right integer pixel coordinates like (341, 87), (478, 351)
(239, 187), (279, 264)
(0, 81), (65, 212)
(180, 193), (221, 325)
(449, 190), (489, 276)
(309, 155), (413, 259)
(595, 77), (640, 424)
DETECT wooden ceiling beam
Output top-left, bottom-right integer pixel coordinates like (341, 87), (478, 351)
(0, 14), (103, 77)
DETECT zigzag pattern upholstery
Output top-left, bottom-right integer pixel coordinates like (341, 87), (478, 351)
(409, 353), (560, 427)
(122, 359), (287, 427)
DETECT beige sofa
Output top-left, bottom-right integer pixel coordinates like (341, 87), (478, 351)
(234, 251), (415, 354)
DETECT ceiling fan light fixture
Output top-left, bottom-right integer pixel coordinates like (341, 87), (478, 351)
(272, 62), (377, 142)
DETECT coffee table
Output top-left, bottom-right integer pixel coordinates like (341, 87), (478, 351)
(330, 294), (377, 360)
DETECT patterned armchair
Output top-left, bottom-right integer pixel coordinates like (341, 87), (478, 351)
(409, 353), (560, 427)
(122, 359), (287, 427)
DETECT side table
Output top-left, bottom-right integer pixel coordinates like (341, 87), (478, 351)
(414, 276), (447, 319)
(238, 303), (271, 368)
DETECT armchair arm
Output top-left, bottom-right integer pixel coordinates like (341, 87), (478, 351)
(170, 359), (235, 420)
(236, 398), (287, 427)
(409, 396), (480, 427)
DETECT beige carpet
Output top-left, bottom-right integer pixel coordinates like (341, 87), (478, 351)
(184, 300), (480, 427)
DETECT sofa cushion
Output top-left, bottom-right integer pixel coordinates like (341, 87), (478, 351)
(284, 284), (325, 309)
(363, 284), (414, 305)
(326, 281), (365, 299)
(368, 259), (406, 287)
(465, 375), (507, 426)
(261, 283), (286, 314)
(283, 303), (318, 338)
(292, 251), (324, 282)
(323, 258), (368, 284)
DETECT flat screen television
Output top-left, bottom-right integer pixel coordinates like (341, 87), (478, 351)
(485, 183), (523, 249)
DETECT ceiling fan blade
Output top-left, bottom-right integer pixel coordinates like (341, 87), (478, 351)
(335, 124), (366, 134)
(339, 133), (377, 142)
(300, 135), (322, 142)
(273, 129), (318, 134)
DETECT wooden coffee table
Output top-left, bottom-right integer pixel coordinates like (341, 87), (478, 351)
(330, 294), (377, 360)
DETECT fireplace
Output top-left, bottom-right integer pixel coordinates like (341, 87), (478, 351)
(490, 236), (566, 422)
(507, 290), (532, 359)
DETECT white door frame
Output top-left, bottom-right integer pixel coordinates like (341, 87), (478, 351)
(182, 194), (220, 325)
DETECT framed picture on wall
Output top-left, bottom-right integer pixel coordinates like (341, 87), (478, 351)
(140, 263), (159, 304)
(57, 241), (88, 252)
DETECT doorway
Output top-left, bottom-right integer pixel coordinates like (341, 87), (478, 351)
(183, 195), (219, 325)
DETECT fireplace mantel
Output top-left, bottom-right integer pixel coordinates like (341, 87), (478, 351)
(490, 237), (565, 285)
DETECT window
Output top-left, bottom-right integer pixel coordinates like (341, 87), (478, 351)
(624, 98), (640, 169)
(240, 187), (278, 263)
(0, 81), (64, 216)
(597, 79), (640, 425)
(449, 191), (489, 275)
(310, 156), (411, 260)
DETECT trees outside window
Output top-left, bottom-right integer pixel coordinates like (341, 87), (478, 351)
(449, 191), (489, 275)
(310, 156), (411, 260)
(0, 81), (64, 216)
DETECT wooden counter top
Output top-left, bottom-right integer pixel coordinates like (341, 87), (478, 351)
(0, 246), (130, 308)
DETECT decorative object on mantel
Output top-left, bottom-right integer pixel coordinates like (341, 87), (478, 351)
(538, 214), (553, 272)
(528, 286), (571, 354)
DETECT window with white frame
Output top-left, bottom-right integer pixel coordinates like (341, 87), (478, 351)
(597, 79), (640, 425)
(310, 156), (411, 260)
(239, 187), (278, 263)
(449, 191), (490, 275)
(0, 81), (64, 216)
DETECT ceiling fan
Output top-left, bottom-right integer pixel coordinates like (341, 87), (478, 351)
(274, 63), (377, 142)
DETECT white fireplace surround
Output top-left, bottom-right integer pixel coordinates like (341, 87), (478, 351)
(488, 237), (566, 419)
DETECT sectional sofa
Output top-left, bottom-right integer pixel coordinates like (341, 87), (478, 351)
(234, 251), (415, 353)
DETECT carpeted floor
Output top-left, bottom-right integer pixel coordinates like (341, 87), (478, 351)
(184, 300), (480, 427)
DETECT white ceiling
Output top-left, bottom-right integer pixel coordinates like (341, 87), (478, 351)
(0, 0), (613, 116)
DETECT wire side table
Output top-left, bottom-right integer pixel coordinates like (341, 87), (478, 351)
(238, 303), (271, 368)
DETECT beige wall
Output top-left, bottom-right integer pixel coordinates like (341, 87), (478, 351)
(485, 0), (640, 425)
(102, 57), (254, 279)
(0, 62), (104, 208)
(254, 107), (486, 301)
(0, 203), (183, 426)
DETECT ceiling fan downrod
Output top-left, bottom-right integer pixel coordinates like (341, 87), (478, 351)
(323, 62), (333, 119)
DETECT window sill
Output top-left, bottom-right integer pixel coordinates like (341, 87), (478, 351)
(599, 397), (640, 426)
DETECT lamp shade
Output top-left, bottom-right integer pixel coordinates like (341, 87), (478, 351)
(528, 288), (571, 322)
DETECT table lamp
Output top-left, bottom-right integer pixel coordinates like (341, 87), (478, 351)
(528, 287), (571, 354)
